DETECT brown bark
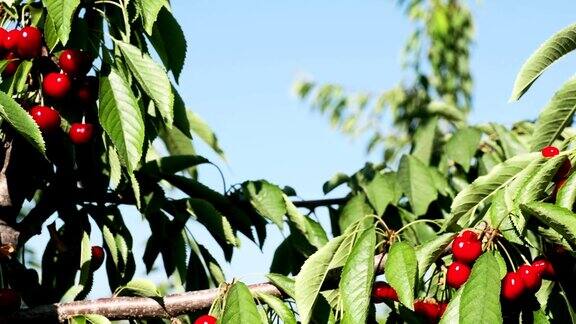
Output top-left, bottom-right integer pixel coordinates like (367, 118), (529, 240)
(1, 253), (386, 323)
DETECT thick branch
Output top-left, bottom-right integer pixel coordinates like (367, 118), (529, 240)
(4, 253), (385, 323)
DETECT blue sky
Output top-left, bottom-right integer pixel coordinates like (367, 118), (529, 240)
(28, 1), (576, 297)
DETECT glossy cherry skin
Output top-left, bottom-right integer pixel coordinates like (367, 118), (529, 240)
(517, 264), (542, 292)
(541, 146), (560, 158)
(194, 314), (217, 324)
(30, 106), (60, 132)
(43, 72), (71, 99)
(4, 29), (20, 52)
(372, 281), (398, 302)
(17, 26), (42, 59)
(451, 236), (482, 264)
(69, 123), (94, 144)
(0, 28), (7, 52)
(0, 288), (21, 314)
(91, 246), (105, 270)
(74, 76), (99, 103)
(446, 261), (471, 289)
(438, 302), (448, 319)
(59, 49), (91, 75)
(414, 300), (440, 322)
(532, 258), (556, 280)
(2, 52), (19, 77)
(502, 272), (525, 302)
(457, 230), (479, 241)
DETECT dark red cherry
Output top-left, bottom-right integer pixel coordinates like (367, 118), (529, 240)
(451, 236), (482, 264)
(0, 288), (21, 314)
(194, 315), (216, 324)
(29, 106), (60, 132)
(91, 246), (105, 270)
(372, 281), (398, 302)
(4, 29), (20, 52)
(502, 272), (525, 302)
(541, 146), (560, 158)
(517, 264), (542, 292)
(2, 52), (19, 77)
(446, 262), (471, 289)
(43, 72), (71, 99)
(69, 122), (94, 144)
(59, 49), (91, 75)
(17, 26), (42, 59)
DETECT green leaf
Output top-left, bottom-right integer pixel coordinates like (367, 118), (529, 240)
(7, 60), (33, 95)
(60, 284), (85, 303)
(295, 235), (345, 324)
(0, 91), (45, 155)
(446, 127), (482, 172)
(188, 111), (226, 160)
(459, 253), (503, 324)
(338, 193), (373, 232)
(439, 288), (462, 323)
(149, 9), (187, 81)
(221, 282), (263, 324)
(136, 0), (169, 35)
(520, 202), (576, 249)
(115, 40), (174, 126)
(185, 198), (238, 248)
(411, 117), (438, 165)
(84, 315), (111, 324)
(515, 155), (565, 205)
(415, 233), (456, 278)
(141, 155), (210, 175)
(43, 0), (80, 45)
(43, 13), (59, 50)
(283, 194), (328, 248)
(115, 278), (162, 298)
(445, 153), (538, 229)
(339, 226), (375, 324)
(99, 69), (145, 172)
(266, 273), (295, 299)
(531, 76), (576, 150)
(398, 155), (438, 216)
(533, 310), (551, 324)
(79, 231), (92, 285)
(360, 172), (394, 216)
(256, 292), (297, 324)
(557, 168), (576, 209)
(492, 124), (528, 159)
(385, 241), (417, 309)
(510, 23), (576, 101)
(243, 181), (286, 230)
(323, 172), (349, 194)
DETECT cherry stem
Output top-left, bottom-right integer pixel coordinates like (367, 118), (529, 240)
(508, 242), (530, 264)
(496, 240), (517, 272)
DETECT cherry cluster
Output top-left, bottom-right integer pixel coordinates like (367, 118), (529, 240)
(501, 257), (554, 302)
(446, 230), (482, 289)
(372, 281), (448, 322)
(0, 25), (97, 145)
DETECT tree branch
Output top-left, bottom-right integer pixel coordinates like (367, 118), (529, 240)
(3, 253), (386, 323)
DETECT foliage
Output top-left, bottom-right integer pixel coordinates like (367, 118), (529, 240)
(0, 0), (574, 323)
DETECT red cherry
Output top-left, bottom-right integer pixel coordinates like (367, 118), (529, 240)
(446, 262), (471, 289)
(17, 26), (42, 59)
(29, 106), (60, 132)
(2, 52), (20, 77)
(502, 272), (525, 302)
(541, 146), (560, 158)
(0, 28), (7, 52)
(372, 281), (398, 302)
(457, 230), (478, 241)
(517, 264), (542, 292)
(59, 49), (91, 75)
(91, 246), (105, 270)
(4, 29), (20, 52)
(555, 159), (572, 180)
(0, 288), (21, 314)
(194, 314), (217, 324)
(451, 236), (482, 264)
(69, 122), (94, 144)
(414, 299), (440, 322)
(43, 72), (71, 99)
(438, 302), (448, 319)
(74, 76), (99, 103)
(532, 258), (556, 280)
